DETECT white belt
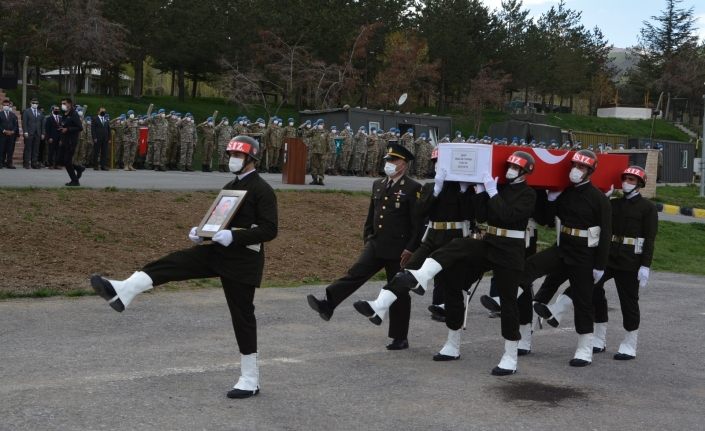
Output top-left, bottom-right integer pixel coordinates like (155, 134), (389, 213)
(560, 226), (588, 237)
(486, 225), (525, 239)
(430, 221), (467, 230)
(612, 235), (637, 245)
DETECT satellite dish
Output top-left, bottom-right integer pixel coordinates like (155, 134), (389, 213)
(397, 93), (408, 106)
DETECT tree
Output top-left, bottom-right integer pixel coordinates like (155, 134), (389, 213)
(464, 65), (511, 135)
(629, 0), (700, 118)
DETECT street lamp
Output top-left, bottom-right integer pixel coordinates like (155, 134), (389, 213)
(700, 93), (704, 197)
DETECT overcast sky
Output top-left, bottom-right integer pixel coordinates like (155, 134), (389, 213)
(480, 0), (705, 48)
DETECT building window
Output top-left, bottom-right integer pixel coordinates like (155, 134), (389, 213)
(681, 150), (688, 169)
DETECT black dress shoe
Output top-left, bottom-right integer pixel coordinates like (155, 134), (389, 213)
(569, 358), (591, 367)
(386, 339), (409, 350)
(428, 304), (446, 317)
(90, 275), (125, 312)
(593, 347), (606, 353)
(65, 181), (80, 187)
(480, 295), (501, 312)
(533, 302), (559, 327)
(226, 387), (259, 399)
(353, 301), (382, 325)
(430, 312), (445, 322)
(613, 353), (635, 360)
(433, 352), (459, 361)
(6, 164), (16, 169)
(101, 167), (110, 171)
(518, 349), (531, 356)
(491, 366), (516, 376)
(306, 295), (333, 321)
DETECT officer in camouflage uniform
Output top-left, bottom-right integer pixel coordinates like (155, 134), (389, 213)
(351, 126), (367, 176)
(365, 128), (380, 176)
(300, 120), (313, 171)
(76, 113), (92, 167)
(400, 128), (414, 153)
(148, 109), (169, 171)
(282, 118), (297, 140)
(452, 131), (464, 143)
(215, 117), (233, 172)
(377, 128), (394, 174)
(145, 113), (156, 169)
(248, 117), (265, 171)
(166, 112), (180, 170)
(198, 116), (216, 172)
(123, 110), (139, 171)
(110, 114), (125, 169)
(327, 125), (338, 174)
(269, 118), (284, 173)
(414, 133), (433, 178)
(337, 122), (354, 175)
(179, 113), (197, 171)
(233, 116), (248, 136)
(309, 119), (328, 185)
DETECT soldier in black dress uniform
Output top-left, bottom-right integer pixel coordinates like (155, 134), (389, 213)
(533, 166), (657, 360)
(307, 143), (422, 350)
(356, 151), (537, 376)
(91, 136), (278, 399)
(519, 149), (611, 367)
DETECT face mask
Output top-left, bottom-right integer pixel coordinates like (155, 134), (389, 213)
(2, 106), (10, 112)
(53, 110), (60, 115)
(160, 113), (165, 118)
(99, 111), (106, 117)
(306, 124), (311, 129)
(129, 114), (135, 119)
(259, 122), (265, 127)
(506, 167), (520, 180)
(395, 133), (400, 137)
(208, 121), (213, 126)
(31, 103), (38, 109)
(569, 167), (584, 184)
(622, 181), (637, 194)
(457, 134), (461, 137)
(61, 104), (68, 112)
(78, 111), (84, 117)
(229, 156), (244, 173)
(384, 162), (398, 177)
(318, 125), (323, 130)
(289, 122), (294, 126)
(223, 121), (229, 126)
(346, 126), (351, 130)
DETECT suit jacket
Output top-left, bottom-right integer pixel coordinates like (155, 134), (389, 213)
(60, 109), (83, 147)
(363, 174), (422, 260)
(91, 115), (111, 142)
(45, 114), (62, 144)
(22, 108), (43, 136)
(0, 111), (19, 136)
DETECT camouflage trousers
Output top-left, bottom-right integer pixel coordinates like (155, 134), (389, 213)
(351, 150), (367, 173)
(269, 144), (282, 170)
(202, 138), (215, 169)
(166, 138), (179, 167)
(180, 140), (195, 168)
(310, 153), (325, 180)
(365, 145), (379, 175)
(336, 146), (352, 172)
(217, 140), (229, 167)
(123, 139), (138, 168)
(151, 139), (166, 167)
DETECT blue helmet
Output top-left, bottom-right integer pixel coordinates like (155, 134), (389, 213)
(207, 116), (213, 122)
(408, 128), (414, 134)
(158, 108), (165, 114)
(288, 117), (294, 123)
(127, 109), (134, 115)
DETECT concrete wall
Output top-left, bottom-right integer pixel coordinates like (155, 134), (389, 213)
(606, 149), (659, 197)
(597, 107), (652, 120)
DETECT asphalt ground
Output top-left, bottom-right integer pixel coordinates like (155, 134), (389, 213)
(1, 272), (704, 430)
(1, 167), (701, 224)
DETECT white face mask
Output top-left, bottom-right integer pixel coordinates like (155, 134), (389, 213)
(346, 126), (351, 130)
(129, 114), (135, 119)
(229, 156), (244, 173)
(223, 121), (229, 126)
(384, 162), (398, 177)
(569, 167), (585, 184)
(160, 113), (165, 118)
(31, 103), (38, 109)
(2, 106), (10, 112)
(208, 121), (213, 126)
(289, 122), (294, 126)
(318, 125), (323, 130)
(61, 104), (68, 112)
(506, 167), (520, 180)
(622, 181), (637, 194)
(259, 122), (265, 127)
(78, 111), (84, 117)
(239, 121), (244, 125)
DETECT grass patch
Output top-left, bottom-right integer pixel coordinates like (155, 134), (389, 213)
(654, 184), (705, 209)
(0, 288), (92, 299)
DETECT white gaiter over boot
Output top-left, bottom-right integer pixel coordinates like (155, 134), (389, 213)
(233, 353), (259, 391)
(593, 322), (607, 351)
(617, 330), (638, 358)
(369, 289), (397, 321)
(112, 271), (153, 309)
(518, 324), (532, 353)
(438, 329), (461, 358)
(408, 258), (443, 294)
(572, 333), (594, 364)
(549, 293), (574, 325)
(497, 340), (518, 372)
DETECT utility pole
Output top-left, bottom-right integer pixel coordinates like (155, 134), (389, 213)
(21, 56), (29, 109)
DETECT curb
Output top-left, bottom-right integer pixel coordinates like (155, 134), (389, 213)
(654, 202), (705, 219)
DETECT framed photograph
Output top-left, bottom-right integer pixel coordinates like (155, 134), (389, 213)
(368, 121), (381, 133)
(196, 190), (248, 238)
(437, 143), (493, 183)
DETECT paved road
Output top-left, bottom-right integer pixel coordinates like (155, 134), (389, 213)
(1, 273), (703, 430)
(2, 167), (703, 224)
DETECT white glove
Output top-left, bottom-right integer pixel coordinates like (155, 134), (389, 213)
(483, 173), (498, 198)
(547, 190), (562, 202)
(604, 184), (614, 198)
(638, 266), (650, 288)
(459, 181), (470, 193)
(474, 183), (485, 194)
(212, 229), (233, 247)
(592, 269), (604, 284)
(433, 168), (446, 196)
(188, 226), (203, 244)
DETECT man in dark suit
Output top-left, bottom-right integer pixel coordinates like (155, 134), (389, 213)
(44, 106), (62, 168)
(0, 99), (20, 168)
(22, 97), (45, 168)
(307, 143), (423, 350)
(59, 98), (84, 186)
(91, 135), (277, 399)
(91, 107), (111, 170)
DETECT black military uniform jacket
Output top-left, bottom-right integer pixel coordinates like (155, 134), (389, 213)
(213, 171), (278, 286)
(547, 181), (612, 269)
(607, 193), (658, 271)
(364, 174), (422, 260)
(416, 181), (474, 245)
(474, 181), (536, 270)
